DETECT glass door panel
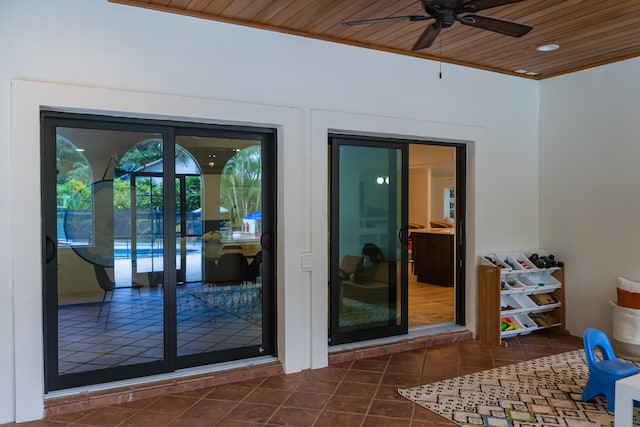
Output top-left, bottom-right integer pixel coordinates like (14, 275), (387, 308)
(330, 137), (408, 345)
(174, 134), (269, 361)
(47, 126), (166, 389)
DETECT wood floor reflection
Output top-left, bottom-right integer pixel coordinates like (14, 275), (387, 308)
(408, 272), (455, 328)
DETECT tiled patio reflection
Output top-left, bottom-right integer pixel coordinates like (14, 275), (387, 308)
(58, 283), (262, 374)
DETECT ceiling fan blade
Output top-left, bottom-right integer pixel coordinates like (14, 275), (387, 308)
(343, 15), (429, 26)
(412, 23), (441, 50)
(458, 15), (532, 37)
(460, 0), (524, 13)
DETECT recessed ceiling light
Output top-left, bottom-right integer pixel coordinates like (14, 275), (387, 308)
(537, 44), (559, 52)
(514, 69), (541, 77)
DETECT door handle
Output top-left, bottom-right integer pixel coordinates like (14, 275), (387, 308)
(260, 231), (272, 251)
(45, 235), (57, 263)
(398, 226), (409, 245)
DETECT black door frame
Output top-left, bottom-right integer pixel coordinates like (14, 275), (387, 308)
(41, 111), (277, 391)
(455, 144), (467, 325)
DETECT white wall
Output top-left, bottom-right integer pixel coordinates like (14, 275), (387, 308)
(539, 57), (640, 337)
(409, 167), (430, 225)
(0, 0), (540, 422)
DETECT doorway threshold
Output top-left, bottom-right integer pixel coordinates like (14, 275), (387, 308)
(328, 324), (472, 364)
(44, 356), (281, 418)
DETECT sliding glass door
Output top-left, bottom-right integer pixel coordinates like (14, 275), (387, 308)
(329, 135), (467, 345)
(329, 135), (409, 345)
(42, 113), (275, 391)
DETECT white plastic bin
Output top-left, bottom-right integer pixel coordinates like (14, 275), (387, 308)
(515, 314), (537, 335)
(610, 300), (640, 361)
(501, 316), (525, 338)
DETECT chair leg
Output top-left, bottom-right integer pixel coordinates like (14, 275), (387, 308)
(583, 377), (624, 412)
(97, 291), (112, 329)
(97, 291), (108, 322)
(104, 300), (111, 329)
(607, 391), (616, 412)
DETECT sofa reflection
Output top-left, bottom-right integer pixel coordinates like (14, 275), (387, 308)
(339, 254), (394, 305)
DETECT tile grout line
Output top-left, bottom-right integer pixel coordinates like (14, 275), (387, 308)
(358, 353), (393, 426)
(227, 376), (270, 425)
(166, 387), (222, 426)
(261, 374), (309, 427)
(411, 345), (430, 424)
(308, 360), (352, 427)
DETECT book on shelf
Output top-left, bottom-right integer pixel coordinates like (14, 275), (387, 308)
(530, 313), (558, 327)
(530, 293), (557, 306)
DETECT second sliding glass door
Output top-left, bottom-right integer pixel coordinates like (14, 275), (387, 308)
(329, 135), (467, 346)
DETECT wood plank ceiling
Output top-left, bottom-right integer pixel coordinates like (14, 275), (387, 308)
(110, 0), (640, 79)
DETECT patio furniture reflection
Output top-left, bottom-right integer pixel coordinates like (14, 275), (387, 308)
(210, 252), (249, 286)
(94, 264), (142, 328)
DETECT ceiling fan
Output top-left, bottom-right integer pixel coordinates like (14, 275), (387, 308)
(343, 0), (533, 50)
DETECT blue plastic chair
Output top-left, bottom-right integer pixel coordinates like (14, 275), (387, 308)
(582, 328), (638, 411)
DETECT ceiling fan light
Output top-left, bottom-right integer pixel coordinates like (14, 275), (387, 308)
(537, 44), (559, 52)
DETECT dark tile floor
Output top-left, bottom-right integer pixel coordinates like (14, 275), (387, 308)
(4, 331), (583, 426)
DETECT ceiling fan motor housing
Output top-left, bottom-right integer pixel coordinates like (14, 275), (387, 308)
(423, 0), (458, 27)
(439, 9), (456, 27)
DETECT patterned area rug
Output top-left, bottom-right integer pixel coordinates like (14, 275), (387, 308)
(339, 297), (394, 329)
(399, 350), (639, 426)
(186, 284), (262, 325)
(186, 288), (391, 329)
